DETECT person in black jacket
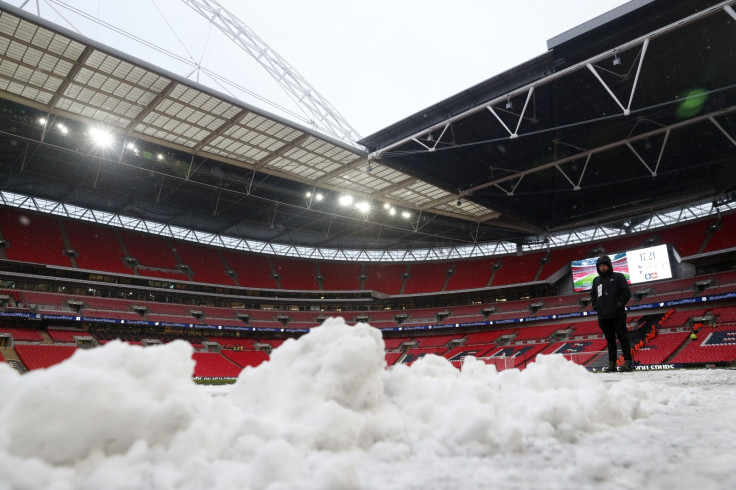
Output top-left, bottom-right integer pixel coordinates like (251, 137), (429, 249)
(590, 255), (633, 372)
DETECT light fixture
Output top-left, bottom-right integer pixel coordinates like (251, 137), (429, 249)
(427, 132), (434, 142)
(57, 123), (68, 134)
(89, 127), (114, 148)
(401, 211), (411, 219)
(388, 207), (396, 216)
(366, 162), (372, 172)
(456, 198), (462, 206)
(38, 117), (47, 126)
(338, 195), (353, 206)
(314, 193), (324, 202)
(505, 97), (513, 109)
(157, 153), (165, 161)
(355, 201), (370, 213)
(612, 50), (621, 66)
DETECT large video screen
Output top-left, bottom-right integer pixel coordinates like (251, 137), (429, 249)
(571, 244), (672, 292)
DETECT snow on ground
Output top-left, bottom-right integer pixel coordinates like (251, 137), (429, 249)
(1, 317), (734, 490)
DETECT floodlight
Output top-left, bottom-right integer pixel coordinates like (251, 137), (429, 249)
(157, 153), (165, 161)
(57, 123), (68, 134)
(338, 195), (353, 206)
(38, 117), (46, 126)
(401, 211), (411, 219)
(314, 193), (324, 201)
(356, 201), (370, 213)
(388, 207), (396, 216)
(89, 127), (114, 148)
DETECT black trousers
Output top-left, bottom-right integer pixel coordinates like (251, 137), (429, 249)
(598, 315), (632, 362)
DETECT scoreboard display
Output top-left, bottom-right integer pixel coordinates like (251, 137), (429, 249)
(571, 244), (673, 292)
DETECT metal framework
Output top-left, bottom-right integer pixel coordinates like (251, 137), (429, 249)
(372, 1), (736, 203)
(179, 0), (362, 147)
(3, 189), (733, 262)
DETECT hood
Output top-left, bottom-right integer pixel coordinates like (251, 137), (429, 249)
(596, 255), (613, 275)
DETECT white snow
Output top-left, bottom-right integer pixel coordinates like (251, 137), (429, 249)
(1, 317), (734, 490)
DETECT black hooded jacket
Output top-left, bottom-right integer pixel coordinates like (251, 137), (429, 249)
(590, 255), (631, 319)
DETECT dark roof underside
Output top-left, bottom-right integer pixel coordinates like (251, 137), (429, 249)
(361, 0), (736, 237)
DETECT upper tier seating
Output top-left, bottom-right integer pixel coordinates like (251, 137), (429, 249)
(119, 230), (179, 269)
(535, 244), (591, 281)
(221, 251), (277, 289)
(170, 240), (235, 286)
(0, 205), (733, 297)
(0, 208), (70, 267)
(654, 219), (711, 257)
(491, 252), (544, 286)
(271, 256), (319, 290)
(703, 212), (736, 253)
(364, 263), (407, 295)
(403, 262), (451, 294)
(319, 262), (363, 291)
(64, 219), (129, 274)
(445, 257), (494, 291)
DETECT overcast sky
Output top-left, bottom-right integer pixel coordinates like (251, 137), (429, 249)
(15, 0), (630, 138)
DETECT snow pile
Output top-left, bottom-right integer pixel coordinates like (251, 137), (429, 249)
(0, 317), (717, 490)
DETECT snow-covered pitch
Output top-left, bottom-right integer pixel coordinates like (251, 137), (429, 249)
(1, 317), (734, 489)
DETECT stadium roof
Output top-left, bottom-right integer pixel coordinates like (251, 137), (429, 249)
(361, 0), (736, 238)
(0, 0), (735, 255)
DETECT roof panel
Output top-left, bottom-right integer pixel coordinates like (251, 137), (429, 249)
(2, 4), (546, 249)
